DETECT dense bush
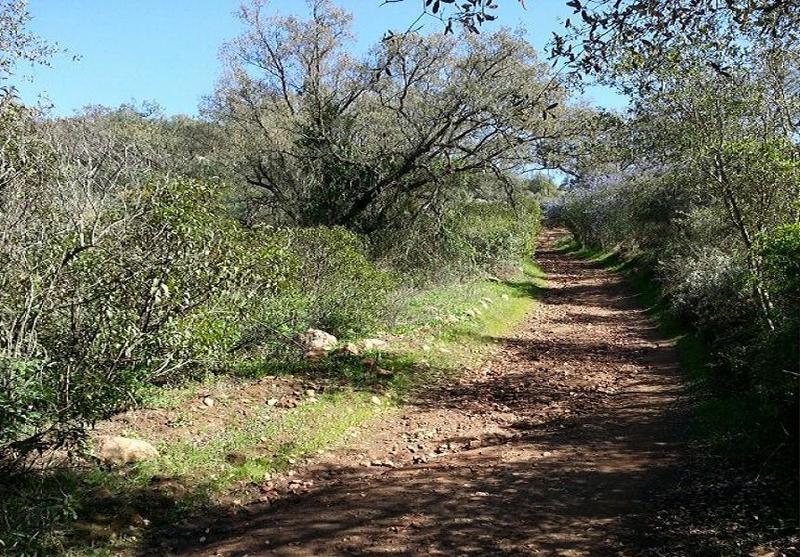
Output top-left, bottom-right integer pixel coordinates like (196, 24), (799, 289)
(285, 227), (395, 338)
(751, 224), (800, 405)
(373, 198), (542, 283)
(0, 171), (290, 470)
(447, 200), (541, 274)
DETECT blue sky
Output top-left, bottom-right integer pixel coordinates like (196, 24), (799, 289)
(13, 0), (626, 116)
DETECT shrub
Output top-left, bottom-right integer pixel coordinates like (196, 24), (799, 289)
(756, 223), (800, 322)
(373, 198), (541, 283)
(750, 224), (800, 408)
(447, 200), (541, 274)
(0, 171), (294, 471)
(286, 227), (395, 338)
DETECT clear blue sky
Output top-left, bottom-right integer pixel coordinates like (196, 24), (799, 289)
(13, 0), (626, 116)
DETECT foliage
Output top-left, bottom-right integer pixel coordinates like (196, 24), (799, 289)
(556, 36), (799, 453)
(0, 166), (282, 470)
(0, 98), (295, 469)
(285, 227), (395, 338)
(0, 0), (59, 83)
(756, 224), (800, 314)
(447, 200), (541, 274)
(205, 0), (564, 234)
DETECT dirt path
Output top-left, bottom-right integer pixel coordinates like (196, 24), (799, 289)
(156, 230), (688, 556)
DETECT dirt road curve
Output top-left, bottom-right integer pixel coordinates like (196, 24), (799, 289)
(164, 230), (687, 556)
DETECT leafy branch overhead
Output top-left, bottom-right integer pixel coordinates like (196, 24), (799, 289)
(382, 0), (800, 76)
(383, 0), (525, 34)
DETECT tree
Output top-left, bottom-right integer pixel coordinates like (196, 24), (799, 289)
(381, 0), (800, 79)
(562, 42), (799, 329)
(0, 0), (59, 87)
(551, 0), (799, 77)
(205, 0), (566, 232)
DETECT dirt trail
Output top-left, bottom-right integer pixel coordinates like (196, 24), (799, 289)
(158, 229), (688, 556)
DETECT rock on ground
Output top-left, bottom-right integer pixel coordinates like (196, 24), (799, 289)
(94, 435), (159, 465)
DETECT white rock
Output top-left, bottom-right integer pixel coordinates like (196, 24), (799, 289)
(371, 396), (382, 405)
(337, 342), (360, 356)
(297, 328), (338, 352)
(202, 396), (215, 407)
(94, 435), (159, 465)
(360, 338), (388, 351)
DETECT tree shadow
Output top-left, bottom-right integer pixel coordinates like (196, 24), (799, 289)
(130, 238), (699, 556)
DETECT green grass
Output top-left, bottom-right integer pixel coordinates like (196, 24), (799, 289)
(556, 234), (780, 454)
(1, 259), (544, 557)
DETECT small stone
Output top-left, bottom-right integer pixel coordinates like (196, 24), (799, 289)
(360, 338), (388, 351)
(297, 328), (338, 352)
(94, 435), (159, 465)
(337, 342), (360, 356)
(371, 396), (382, 405)
(266, 398), (279, 407)
(202, 396), (215, 407)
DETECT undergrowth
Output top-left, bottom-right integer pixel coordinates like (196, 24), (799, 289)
(0, 261), (545, 557)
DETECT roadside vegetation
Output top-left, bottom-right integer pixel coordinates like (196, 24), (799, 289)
(542, 0), (799, 484)
(0, 1), (551, 553)
(552, 41), (799, 466)
(1, 0), (798, 554)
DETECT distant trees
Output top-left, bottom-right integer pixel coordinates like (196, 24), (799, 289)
(204, 0), (565, 232)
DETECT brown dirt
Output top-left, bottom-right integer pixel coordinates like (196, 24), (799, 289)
(146, 229), (692, 556)
(95, 374), (320, 448)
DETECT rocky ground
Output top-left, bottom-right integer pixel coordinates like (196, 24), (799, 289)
(137, 230), (797, 557)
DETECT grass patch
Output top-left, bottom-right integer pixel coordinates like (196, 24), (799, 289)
(1, 261), (544, 557)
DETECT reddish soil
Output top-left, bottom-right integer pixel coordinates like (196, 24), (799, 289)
(142, 230), (784, 556)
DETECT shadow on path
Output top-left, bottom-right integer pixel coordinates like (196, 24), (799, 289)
(140, 229), (693, 556)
